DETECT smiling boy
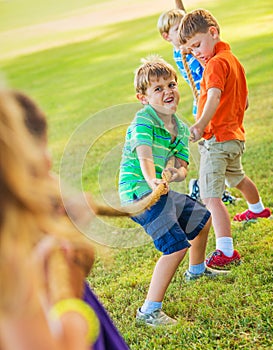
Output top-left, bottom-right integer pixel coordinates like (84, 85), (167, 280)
(178, 9), (271, 269)
(118, 55), (228, 327)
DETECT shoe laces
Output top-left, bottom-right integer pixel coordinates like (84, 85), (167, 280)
(240, 209), (252, 221)
(206, 250), (221, 264)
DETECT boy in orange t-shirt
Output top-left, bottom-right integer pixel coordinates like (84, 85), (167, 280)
(178, 9), (271, 269)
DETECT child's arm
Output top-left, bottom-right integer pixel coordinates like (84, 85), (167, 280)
(136, 145), (168, 191)
(175, 0), (186, 11)
(190, 87), (221, 142)
(163, 158), (188, 183)
(245, 96), (249, 110)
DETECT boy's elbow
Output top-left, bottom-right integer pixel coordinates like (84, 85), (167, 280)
(245, 97), (249, 110)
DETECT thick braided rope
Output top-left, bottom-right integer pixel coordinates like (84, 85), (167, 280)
(176, 1), (199, 104)
(144, 157), (174, 209)
(181, 53), (199, 102)
(88, 158), (175, 216)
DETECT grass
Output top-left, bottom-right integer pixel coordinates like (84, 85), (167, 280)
(1, 0), (273, 348)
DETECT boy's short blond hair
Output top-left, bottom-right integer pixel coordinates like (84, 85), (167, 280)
(179, 9), (220, 44)
(157, 8), (186, 35)
(134, 55), (178, 95)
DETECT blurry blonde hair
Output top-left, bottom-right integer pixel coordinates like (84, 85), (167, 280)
(157, 8), (186, 35)
(0, 90), (94, 316)
(134, 54), (178, 95)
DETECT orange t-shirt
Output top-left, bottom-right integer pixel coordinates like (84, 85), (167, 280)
(197, 41), (248, 142)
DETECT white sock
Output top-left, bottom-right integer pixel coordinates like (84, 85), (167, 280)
(247, 199), (264, 213)
(216, 237), (233, 257)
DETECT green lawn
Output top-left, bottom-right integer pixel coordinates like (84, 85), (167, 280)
(1, 0), (273, 348)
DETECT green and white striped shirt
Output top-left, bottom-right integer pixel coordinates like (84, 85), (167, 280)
(119, 105), (190, 204)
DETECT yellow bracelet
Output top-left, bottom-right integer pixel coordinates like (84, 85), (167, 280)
(50, 298), (100, 344)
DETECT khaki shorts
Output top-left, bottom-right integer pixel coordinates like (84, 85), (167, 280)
(198, 137), (245, 199)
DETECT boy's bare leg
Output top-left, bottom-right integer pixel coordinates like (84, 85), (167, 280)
(235, 175), (260, 204)
(189, 216), (211, 265)
(146, 248), (188, 302)
(203, 198), (231, 238)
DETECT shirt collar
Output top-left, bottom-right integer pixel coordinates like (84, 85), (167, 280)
(144, 104), (180, 129)
(214, 41), (231, 54)
(143, 104), (185, 137)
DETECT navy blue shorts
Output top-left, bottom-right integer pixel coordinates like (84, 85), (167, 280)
(132, 191), (211, 255)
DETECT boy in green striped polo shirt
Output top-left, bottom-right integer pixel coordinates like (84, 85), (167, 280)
(118, 55), (228, 327)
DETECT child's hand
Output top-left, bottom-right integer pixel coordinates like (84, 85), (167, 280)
(189, 124), (203, 142)
(162, 167), (177, 182)
(180, 45), (191, 55)
(148, 178), (169, 194)
(62, 192), (95, 226)
(163, 167), (186, 183)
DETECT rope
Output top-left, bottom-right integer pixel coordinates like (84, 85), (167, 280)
(143, 157), (174, 209)
(116, 157), (175, 215)
(176, 0), (200, 104)
(175, 0), (186, 12)
(181, 53), (199, 102)
(86, 158), (175, 217)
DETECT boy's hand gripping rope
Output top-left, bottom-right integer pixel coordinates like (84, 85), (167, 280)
(86, 159), (175, 217)
(143, 157), (174, 209)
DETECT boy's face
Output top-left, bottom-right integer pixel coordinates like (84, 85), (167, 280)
(164, 20), (181, 48)
(137, 75), (180, 117)
(184, 27), (219, 65)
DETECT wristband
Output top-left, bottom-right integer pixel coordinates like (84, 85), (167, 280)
(50, 298), (100, 344)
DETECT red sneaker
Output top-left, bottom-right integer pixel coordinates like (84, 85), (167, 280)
(206, 249), (241, 269)
(233, 208), (271, 222)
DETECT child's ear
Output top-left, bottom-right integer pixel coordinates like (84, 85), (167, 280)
(209, 26), (219, 39)
(136, 93), (149, 105)
(162, 32), (171, 42)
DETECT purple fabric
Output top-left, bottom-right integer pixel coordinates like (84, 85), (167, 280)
(83, 282), (130, 350)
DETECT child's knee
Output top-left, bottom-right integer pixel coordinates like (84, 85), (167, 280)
(205, 217), (212, 235)
(169, 247), (188, 261)
(199, 216), (212, 236)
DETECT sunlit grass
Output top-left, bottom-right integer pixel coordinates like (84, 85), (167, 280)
(1, 0), (272, 348)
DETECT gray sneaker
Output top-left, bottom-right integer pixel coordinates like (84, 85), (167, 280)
(184, 266), (230, 282)
(136, 308), (177, 327)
